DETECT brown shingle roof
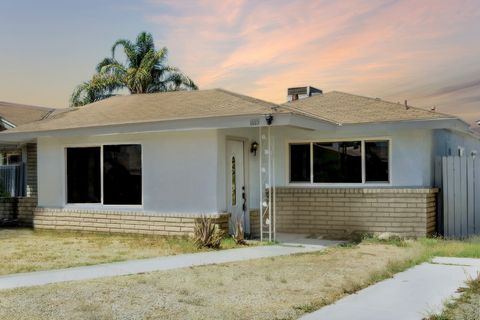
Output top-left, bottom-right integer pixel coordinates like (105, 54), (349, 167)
(3, 89), (281, 134)
(1, 89), (459, 135)
(0, 101), (56, 126)
(282, 91), (456, 125)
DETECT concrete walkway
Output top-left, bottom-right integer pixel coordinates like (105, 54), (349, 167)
(300, 257), (480, 320)
(0, 241), (341, 290)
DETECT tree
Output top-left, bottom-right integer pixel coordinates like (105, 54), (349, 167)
(70, 32), (198, 107)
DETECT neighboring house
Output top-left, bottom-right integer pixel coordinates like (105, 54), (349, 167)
(0, 88), (478, 238)
(0, 101), (57, 223)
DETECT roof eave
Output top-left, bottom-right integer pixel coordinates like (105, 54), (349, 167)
(0, 113), (294, 142)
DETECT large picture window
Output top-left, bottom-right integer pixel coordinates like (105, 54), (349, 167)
(289, 140), (390, 184)
(66, 144), (142, 205)
(289, 144), (311, 182)
(67, 147), (101, 203)
(313, 142), (362, 183)
(365, 141), (389, 182)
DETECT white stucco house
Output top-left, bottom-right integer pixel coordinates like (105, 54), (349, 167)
(0, 87), (478, 239)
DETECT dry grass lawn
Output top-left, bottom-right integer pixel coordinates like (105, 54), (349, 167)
(0, 228), (238, 275)
(0, 242), (423, 320)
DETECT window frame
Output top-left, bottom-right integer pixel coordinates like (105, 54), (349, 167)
(286, 137), (392, 186)
(64, 142), (143, 208)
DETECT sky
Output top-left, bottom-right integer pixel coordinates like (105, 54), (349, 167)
(0, 0), (479, 129)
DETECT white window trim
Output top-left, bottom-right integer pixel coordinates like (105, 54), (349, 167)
(286, 137), (392, 187)
(63, 142), (144, 209)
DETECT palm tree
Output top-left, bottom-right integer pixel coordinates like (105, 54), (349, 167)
(70, 32), (198, 107)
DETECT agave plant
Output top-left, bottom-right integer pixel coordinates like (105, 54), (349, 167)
(193, 216), (225, 249)
(71, 32), (197, 107)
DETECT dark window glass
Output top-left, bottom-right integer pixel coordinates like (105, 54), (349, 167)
(365, 141), (389, 182)
(103, 145), (142, 205)
(313, 141), (362, 183)
(290, 144), (310, 182)
(67, 147), (101, 203)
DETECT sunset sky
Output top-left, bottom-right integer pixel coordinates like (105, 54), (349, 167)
(0, 0), (479, 128)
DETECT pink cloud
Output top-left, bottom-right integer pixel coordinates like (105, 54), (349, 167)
(145, 0), (480, 126)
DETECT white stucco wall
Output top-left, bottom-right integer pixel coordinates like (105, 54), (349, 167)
(434, 129), (480, 157)
(37, 124), (442, 216)
(270, 126), (435, 187)
(37, 130), (220, 214)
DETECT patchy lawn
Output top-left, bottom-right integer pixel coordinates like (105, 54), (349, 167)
(1, 234), (479, 320)
(0, 228), (240, 275)
(0, 242), (423, 320)
(427, 273), (480, 320)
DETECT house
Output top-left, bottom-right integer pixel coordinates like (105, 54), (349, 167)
(0, 101), (58, 223)
(0, 88), (478, 239)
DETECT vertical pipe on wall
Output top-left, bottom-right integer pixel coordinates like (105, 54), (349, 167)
(268, 125), (272, 242)
(272, 134), (276, 242)
(259, 126), (263, 242)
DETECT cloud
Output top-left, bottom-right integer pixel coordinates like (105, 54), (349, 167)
(142, 0), (480, 127)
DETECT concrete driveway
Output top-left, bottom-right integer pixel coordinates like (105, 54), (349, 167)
(300, 257), (480, 320)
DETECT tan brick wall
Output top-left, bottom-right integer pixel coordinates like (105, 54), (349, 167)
(33, 208), (230, 237)
(0, 197), (37, 225)
(249, 209), (260, 239)
(275, 187), (438, 239)
(0, 198), (16, 220)
(26, 143), (37, 197)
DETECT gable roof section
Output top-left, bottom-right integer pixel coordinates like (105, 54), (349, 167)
(282, 91), (457, 125)
(0, 89), (465, 137)
(0, 101), (56, 127)
(3, 89), (282, 134)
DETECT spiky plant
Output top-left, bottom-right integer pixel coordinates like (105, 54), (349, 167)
(233, 218), (246, 245)
(193, 216), (225, 249)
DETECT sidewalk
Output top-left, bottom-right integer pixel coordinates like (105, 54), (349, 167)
(0, 240), (340, 290)
(300, 257), (480, 320)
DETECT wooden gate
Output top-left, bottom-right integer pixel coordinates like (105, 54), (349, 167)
(435, 156), (480, 238)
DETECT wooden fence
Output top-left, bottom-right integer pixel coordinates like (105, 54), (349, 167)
(435, 156), (480, 238)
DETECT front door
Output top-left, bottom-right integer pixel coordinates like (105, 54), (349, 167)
(226, 139), (245, 234)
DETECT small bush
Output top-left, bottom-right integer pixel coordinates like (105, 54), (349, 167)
(193, 216), (225, 249)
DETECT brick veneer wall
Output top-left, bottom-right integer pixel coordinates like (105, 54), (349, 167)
(0, 197), (37, 225)
(25, 143), (37, 197)
(33, 208), (230, 236)
(0, 198), (16, 220)
(249, 209), (260, 239)
(0, 144), (39, 225)
(275, 187), (437, 239)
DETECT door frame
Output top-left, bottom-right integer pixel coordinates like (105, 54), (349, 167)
(225, 136), (250, 233)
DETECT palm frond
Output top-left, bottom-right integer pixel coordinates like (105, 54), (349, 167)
(111, 39), (137, 66)
(71, 31), (197, 105)
(96, 57), (118, 73)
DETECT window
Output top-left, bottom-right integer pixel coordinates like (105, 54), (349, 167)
(313, 141), (362, 183)
(289, 144), (310, 182)
(365, 141), (389, 182)
(103, 145), (142, 205)
(289, 140), (390, 184)
(67, 144), (142, 205)
(67, 147), (101, 203)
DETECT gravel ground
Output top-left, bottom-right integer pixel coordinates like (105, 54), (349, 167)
(0, 243), (420, 320)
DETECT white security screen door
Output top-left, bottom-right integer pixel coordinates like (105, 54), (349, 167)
(226, 139), (245, 234)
